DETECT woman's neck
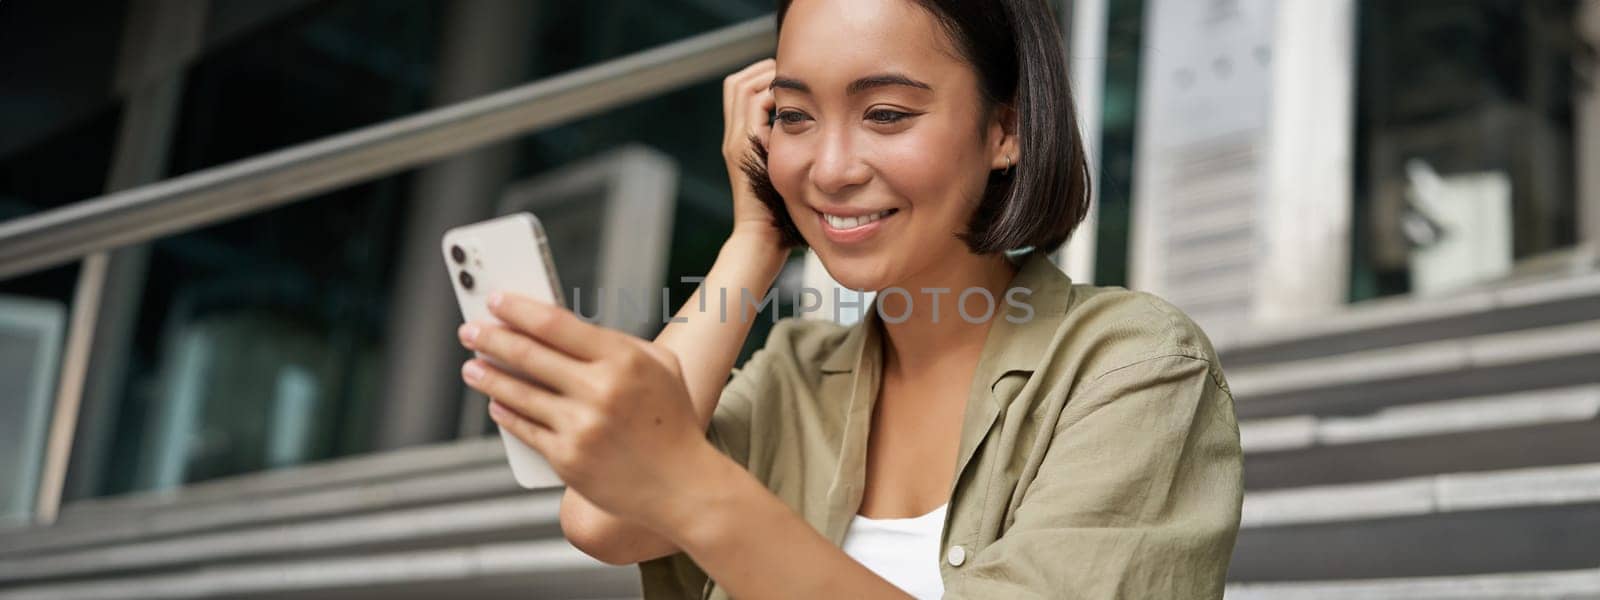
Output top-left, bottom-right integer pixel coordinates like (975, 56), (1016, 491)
(876, 252), (1020, 380)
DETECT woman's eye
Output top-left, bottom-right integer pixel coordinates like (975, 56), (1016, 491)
(866, 109), (912, 125)
(774, 109), (912, 127)
(775, 110), (808, 125)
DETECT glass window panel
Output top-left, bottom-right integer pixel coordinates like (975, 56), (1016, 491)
(0, 274), (73, 527)
(0, 0), (127, 175)
(1094, 0), (1148, 289)
(1351, 0), (1585, 300)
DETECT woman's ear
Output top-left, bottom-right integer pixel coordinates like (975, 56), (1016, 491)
(988, 103), (1020, 171)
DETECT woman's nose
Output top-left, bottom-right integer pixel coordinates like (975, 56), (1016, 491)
(809, 129), (871, 195)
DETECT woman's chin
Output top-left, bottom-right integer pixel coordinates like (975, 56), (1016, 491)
(816, 254), (894, 292)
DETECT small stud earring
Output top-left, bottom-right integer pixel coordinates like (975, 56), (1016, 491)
(1003, 154), (1013, 175)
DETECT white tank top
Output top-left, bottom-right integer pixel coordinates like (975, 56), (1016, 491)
(839, 503), (948, 599)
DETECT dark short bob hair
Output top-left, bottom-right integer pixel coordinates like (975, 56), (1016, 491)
(742, 0), (1092, 256)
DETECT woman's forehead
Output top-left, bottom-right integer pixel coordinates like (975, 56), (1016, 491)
(775, 0), (965, 88)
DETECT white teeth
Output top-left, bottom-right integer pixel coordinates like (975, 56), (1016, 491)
(823, 209), (893, 230)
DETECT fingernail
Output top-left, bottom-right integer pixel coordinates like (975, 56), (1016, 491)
(459, 323), (480, 343)
(488, 292), (505, 309)
(462, 360), (485, 382)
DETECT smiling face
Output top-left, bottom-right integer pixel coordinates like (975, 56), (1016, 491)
(768, 0), (1016, 291)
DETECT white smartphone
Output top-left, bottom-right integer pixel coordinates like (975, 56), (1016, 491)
(442, 212), (566, 489)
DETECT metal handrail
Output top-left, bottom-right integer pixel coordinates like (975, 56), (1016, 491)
(0, 15), (775, 280)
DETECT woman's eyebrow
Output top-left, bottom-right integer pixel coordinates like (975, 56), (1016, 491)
(769, 72), (934, 96)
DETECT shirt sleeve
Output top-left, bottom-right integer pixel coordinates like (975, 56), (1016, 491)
(704, 350), (764, 469)
(945, 353), (1244, 599)
(636, 349), (770, 600)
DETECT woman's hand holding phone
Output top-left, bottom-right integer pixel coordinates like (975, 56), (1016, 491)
(458, 293), (720, 529)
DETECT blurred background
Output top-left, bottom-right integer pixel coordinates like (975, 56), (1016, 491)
(0, 0), (1596, 598)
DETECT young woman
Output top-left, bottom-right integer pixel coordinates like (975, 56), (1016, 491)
(454, 0), (1243, 598)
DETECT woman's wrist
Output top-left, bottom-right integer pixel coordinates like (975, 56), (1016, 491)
(713, 229), (790, 302)
(645, 440), (760, 552)
(723, 227), (789, 273)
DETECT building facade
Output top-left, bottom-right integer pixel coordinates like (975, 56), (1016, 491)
(1, 0), (1597, 597)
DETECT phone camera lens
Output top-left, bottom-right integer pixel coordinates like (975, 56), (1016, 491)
(450, 245), (467, 264)
(458, 270), (475, 290)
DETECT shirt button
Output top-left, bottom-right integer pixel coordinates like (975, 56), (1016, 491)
(946, 545), (967, 567)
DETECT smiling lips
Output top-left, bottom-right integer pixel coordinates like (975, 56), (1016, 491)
(817, 208), (899, 244)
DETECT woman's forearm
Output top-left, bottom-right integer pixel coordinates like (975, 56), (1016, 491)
(561, 232), (788, 565)
(656, 231), (788, 425)
(651, 443), (912, 600)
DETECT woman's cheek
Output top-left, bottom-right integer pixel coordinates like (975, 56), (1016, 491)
(876, 136), (954, 210)
(765, 141), (804, 198)
(766, 146), (812, 230)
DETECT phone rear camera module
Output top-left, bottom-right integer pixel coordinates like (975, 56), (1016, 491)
(458, 270), (475, 291)
(450, 244), (467, 264)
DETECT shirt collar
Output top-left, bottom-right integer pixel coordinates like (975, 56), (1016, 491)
(817, 250), (1074, 394)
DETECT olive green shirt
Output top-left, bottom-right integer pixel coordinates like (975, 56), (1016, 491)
(641, 251), (1243, 599)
